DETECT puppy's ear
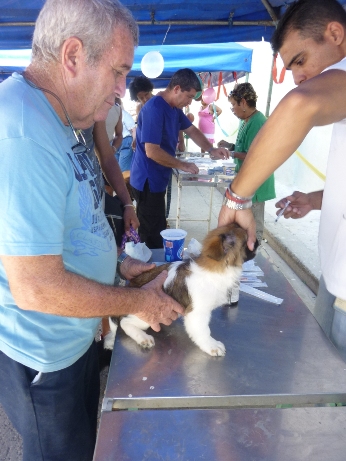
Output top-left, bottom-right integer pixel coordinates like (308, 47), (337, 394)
(244, 239), (259, 262)
(221, 232), (237, 253)
(206, 232), (235, 260)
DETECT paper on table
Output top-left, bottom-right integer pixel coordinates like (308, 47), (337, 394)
(241, 270), (264, 277)
(242, 261), (264, 272)
(240, 283), (283, 305)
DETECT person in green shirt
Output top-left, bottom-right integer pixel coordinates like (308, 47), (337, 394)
(218, 82), (275, 243)
(218, 83), (275, 305)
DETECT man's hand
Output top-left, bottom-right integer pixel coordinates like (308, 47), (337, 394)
(209, 147), (230, 160)
(275, 190), (322, 219)
(218, 206), (256, 251)
(119, 256), (156, 280)
(135, 271), (185, 332)
(180, 161), (199, 174)
(123, 206), (139, 233)
(217, 140), (232, 149)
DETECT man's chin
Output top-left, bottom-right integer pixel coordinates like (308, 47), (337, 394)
(94, 108), (112, 123)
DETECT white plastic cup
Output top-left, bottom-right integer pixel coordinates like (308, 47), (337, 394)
(160, 229), (187, 262)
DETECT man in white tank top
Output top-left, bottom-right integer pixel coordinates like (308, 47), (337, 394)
(105, 97), (123, 153)
(217, 0), (346, 360)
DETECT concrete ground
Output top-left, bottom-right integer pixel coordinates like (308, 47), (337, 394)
(0, 175), (320, 461)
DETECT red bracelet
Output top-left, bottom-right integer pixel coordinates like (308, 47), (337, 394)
(225, 187), (250, 204)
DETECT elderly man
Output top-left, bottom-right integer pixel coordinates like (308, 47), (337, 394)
(130, 68), (230, 248)
(0, 1), (184, 460)
(218, 0), (346, 358)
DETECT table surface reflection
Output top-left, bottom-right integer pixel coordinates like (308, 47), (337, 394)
(104, 248), (346, 407)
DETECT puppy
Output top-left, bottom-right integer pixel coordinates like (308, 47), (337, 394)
(117, 224), (258, 357)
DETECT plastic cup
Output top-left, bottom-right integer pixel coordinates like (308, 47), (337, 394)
(160, 229), (187, 262)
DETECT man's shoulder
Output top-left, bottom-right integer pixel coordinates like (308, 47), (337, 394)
(0, 73), (26, 109)
(146, 95), (165, 108)
(0, 74), (54, 138)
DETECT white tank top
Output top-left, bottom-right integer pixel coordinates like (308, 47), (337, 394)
(105, 104), (121, 141)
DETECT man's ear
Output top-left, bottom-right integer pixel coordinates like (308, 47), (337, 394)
(60, 37), (84, 78)
(173, 85), (181, 94)
(325, 21), (345, 46)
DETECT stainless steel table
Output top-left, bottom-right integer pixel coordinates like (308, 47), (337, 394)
(94, 407), (346, 461)
(94, 248), (346, 460)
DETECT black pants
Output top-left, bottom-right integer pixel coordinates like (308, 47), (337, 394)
(0, 342), (100, 461)
(132, 180), (166, 249)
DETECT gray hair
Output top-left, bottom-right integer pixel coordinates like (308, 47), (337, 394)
(32, 0), (139, 66)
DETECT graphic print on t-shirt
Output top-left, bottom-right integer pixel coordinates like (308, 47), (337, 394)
(67, 149), (115, 257)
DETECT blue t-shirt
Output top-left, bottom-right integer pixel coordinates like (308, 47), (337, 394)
(0, 73), (117, 372)
(130, 95), (191, 192)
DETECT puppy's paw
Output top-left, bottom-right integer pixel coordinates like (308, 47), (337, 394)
(202, 338), (226, 357)
(139, 335), (155, 349)
(103, 330), (116, 350)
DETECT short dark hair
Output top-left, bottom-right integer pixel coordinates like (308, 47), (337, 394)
(128, 76), (154, 101)
(167, 68), (202, 92)
(228, 83), (257, 109)
(271, 0), (346, 54)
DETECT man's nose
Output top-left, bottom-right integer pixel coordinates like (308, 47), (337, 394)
(116, 77), (127, 98)
(293, 71), (306, 85)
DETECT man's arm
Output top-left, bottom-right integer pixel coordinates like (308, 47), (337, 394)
(93, 121), (139, 232)
(184, 125), (229, 159)
(145, 143), (199, 174)
(230, 70), (346, 198)
(177, 131), (185, 153)
(111, 110), (123, 153)
(218, 69), (346, 247)
(1, 254), (184, 332)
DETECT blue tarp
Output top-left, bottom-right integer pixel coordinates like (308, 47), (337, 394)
(0, 0), (306, 49)
(132, 42), (252, 74)
(0, 43), (252, 88)
(1, 1), (346, 49)
(130, 42), (252, 87)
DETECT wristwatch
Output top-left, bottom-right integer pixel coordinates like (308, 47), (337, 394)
(117, 251), (129, 278)
(222, 187), (253, 210)
(222, 196), (252, 210)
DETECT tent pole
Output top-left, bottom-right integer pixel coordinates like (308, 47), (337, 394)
(261, 0), (278, 117)
(0, 20), (276, 28)
(261, 0), (279, 24)
(265, 55), (275, 117)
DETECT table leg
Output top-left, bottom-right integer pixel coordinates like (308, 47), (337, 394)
(176, 176), (182, 229)
(207, 186), (214, 232)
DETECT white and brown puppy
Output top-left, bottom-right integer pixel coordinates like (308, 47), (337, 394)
(116, 224), (258, 357)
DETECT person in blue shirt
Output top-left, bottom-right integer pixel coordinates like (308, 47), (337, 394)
(0, 1), (184, 460)
(130, 68), (230, 248)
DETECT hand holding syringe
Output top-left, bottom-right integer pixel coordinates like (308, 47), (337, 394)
(274, 191), (317, 222)
(275, 200), (291, 222)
